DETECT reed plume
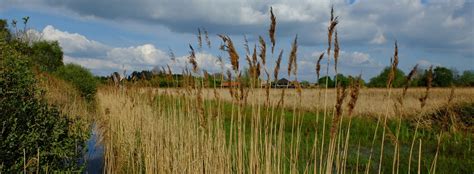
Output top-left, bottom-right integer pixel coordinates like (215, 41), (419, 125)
(387, 41), (399, 88)
(316, 53), (324, 81)
(197, 28), (203, 49)
(331, 82), (347, 137)
(402, 64), (418, 99)
(419, 66), (433, 109)
(219, 34), (240, 72)
(334, 30), (340, 73)
(327, 6), (339, 57)
(288, 35), (298, 77)
(274, 49), (283, 82)
(269, 7), (276, 54)
(259, 36), (267, 65)
(347, 76), (361, 116)
(188, 44), (198, 73)
(204, 28), (211, 48)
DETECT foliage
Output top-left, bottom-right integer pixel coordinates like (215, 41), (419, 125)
(334, 74), (349, 87)
(54, 64), (97, 101)
(0, 45), (86, 172)
(368, 67), (405, 87)
(31, 41), (64, 72)
(456, 70), (474, 87)
(0, 19), (11, 42)
(318, 76), (335, 88)
(432, 66), (454, 87)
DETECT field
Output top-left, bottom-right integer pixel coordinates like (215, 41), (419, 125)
(152, 88), (474, 118)
(95, 86), (473, 173)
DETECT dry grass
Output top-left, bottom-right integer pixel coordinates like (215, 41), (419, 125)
(150, 87), (474, 118)
(93, 6), (474, 174)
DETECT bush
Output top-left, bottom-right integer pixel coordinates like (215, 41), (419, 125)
(0, 46), (86, 172)
(55, 64), (97, 101)
(31, 41), (64, 72)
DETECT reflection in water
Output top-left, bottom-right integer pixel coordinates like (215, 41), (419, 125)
(85, 124), (104, 173)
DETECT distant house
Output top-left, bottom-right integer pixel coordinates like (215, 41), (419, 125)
(275, 78), (290, 88)
(221, 81), (240, 88)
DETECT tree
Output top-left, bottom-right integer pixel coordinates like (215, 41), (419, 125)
(368, 67), (405, 88)
(318, 76), (335, 88)
(0, 19), (11, 42)
(334, 74), (350, 87)
(432, 66), (454, 87)
(31, 41), (63, 72)
(458, 70), (474, 87)
(1, 45), (86, 172)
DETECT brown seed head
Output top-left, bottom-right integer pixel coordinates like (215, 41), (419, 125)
(259, 36), (266, 65)
(219, 34), (240, 72)
(419, 66), (433, 108)
(197, 28), (203, 49)
(188, 44), (198, 73)
(316, 52), (324, 80)
(327, 7), (339, 57)
(347, 75), (361, 116)
(288, 35), (298, 76)
(274, 49), (283, 82)
(269, 6), (276, 54)
(334, 30), (340, 73)
(204, 28), (211, 48)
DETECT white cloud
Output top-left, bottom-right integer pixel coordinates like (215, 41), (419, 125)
(41, 25), (110, 56)
(340, 51), (382, 68)
(5, 0), (473, 57)
(416, 59), (441, 68)
(33, 25), (228, 75)
(370, 30), (386, 44)
(107, 44), (168, 65)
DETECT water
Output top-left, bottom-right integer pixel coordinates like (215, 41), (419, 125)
(85, 123), (104, 173)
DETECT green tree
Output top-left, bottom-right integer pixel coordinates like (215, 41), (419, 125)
(0, 19), (11, 42)
(457, 70), (474, 87)
(1, 45), (86, 172)
(318, 76), (335, 88)
(368, 67), (406, 88)
(31, 41), (64, 72)
(55, 64), (97, 101)
(432, 66), (454, 87)
(334, 74), (350, 87)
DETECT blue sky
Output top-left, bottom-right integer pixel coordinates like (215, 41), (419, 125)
(1, 0), (472, 81)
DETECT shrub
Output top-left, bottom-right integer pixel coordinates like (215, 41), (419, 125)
(31, 41), (64, 72)
(55, 64), (97, 101)
(0, 46), (86, 172)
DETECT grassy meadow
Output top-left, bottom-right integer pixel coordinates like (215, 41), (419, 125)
(91, 7), (473, 174)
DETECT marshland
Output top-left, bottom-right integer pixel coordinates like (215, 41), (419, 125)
(1, 1), (474, 174)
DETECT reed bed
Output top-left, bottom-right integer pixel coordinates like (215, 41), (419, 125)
(150, 87), (474, 118)
(95, 6), (473, 174)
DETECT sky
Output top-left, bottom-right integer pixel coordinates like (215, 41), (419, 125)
(1, 0), (472, 82)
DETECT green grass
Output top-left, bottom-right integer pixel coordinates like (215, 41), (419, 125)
(151, 92), (473, 173)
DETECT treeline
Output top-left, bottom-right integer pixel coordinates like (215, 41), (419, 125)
(367, 66), (474, 88)
(1, 18), (96, 172)
(111, 65), (474, 89)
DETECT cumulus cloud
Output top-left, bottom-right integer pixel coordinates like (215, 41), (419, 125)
(40, 25), (110, 57)
(32, 25), (226, 75)
(339, 51), (381, 68)
(5, 0), (471, 57)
